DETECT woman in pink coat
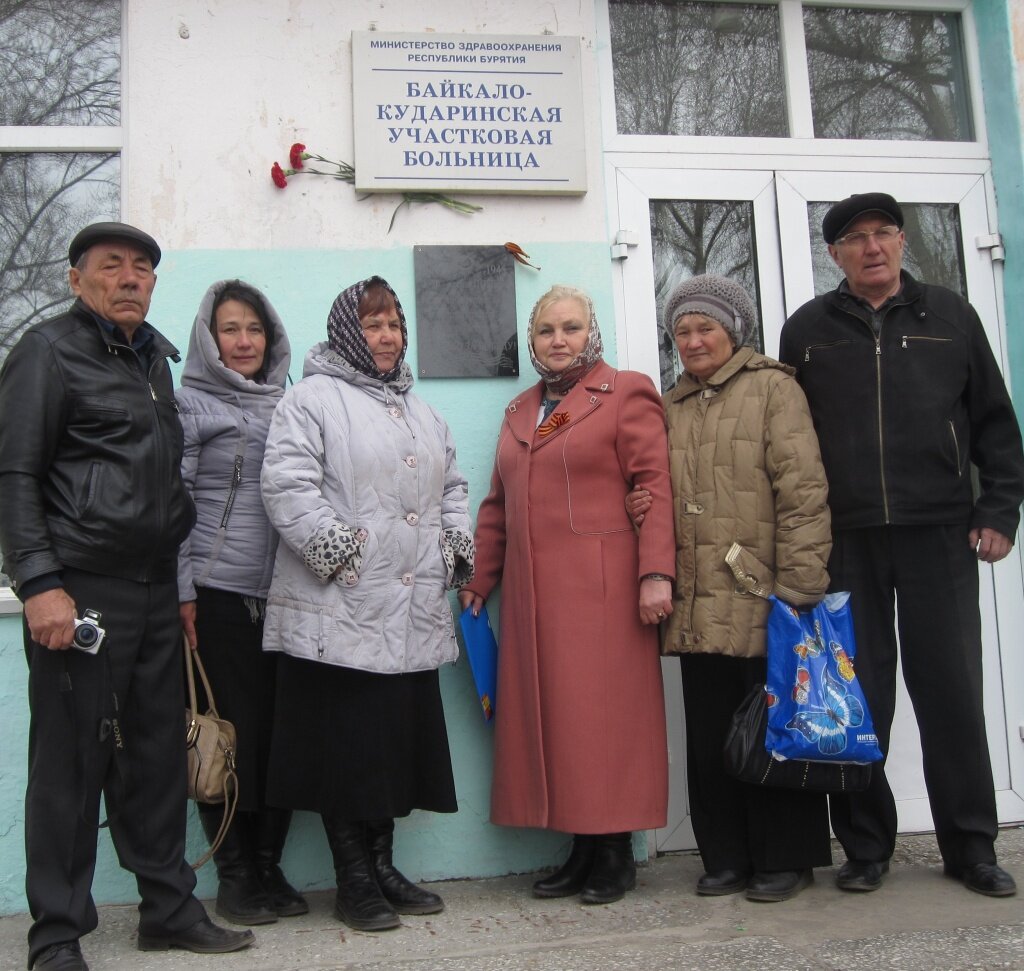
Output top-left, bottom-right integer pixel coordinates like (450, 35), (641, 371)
(459, 285), (675, 904)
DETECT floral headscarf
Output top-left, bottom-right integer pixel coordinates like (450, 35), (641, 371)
(326, 275), (409, 384)
(527, 285), (604, 397)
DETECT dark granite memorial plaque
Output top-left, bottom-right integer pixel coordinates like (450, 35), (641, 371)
(413, 245), (519, 378)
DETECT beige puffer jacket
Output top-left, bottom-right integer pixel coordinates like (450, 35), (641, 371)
(661, 346), (831, 658)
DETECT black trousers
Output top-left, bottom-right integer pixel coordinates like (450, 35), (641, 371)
(827, 525), (998, 870)
(24, 569), (205, 966)
(679, 653), (832, 874)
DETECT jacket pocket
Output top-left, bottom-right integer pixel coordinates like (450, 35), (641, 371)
(725, 543), (774, 599)
(948, 420), (963, 477)
(82, 461), (102, 517)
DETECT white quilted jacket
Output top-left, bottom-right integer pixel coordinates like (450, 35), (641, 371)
(260, 343), (469, 673)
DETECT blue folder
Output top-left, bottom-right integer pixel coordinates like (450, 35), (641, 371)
(459, 605), (497, 722)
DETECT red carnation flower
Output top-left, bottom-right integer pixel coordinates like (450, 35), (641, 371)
(289, 143), (307, 169)
(271, 162), (288, 189)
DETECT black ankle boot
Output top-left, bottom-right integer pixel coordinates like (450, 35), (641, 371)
(322, 815), (400, 931)
(254, 808), (308, 917)
(366, 818), (444, 915)
(533, 835), (596, 898)
(579, 833), (637, 905)
(199, 809), (277, 925)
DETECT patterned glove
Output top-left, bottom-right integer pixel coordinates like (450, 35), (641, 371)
(441, 527), (475, 590)
(301, 521), (368, 584)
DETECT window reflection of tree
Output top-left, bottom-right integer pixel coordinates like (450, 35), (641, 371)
(609, 0), (786, 137)
(0, 0), (121, 361)
(650, 200), (763, 391)
(807, 202), (967, 298)
(805, 8), (972, 142)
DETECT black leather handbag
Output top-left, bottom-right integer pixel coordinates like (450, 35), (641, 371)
(723, 684), (873, 792)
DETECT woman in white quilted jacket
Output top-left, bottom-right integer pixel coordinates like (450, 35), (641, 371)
(260, 276), (474, 933)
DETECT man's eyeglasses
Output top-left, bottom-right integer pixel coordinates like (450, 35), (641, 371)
(834, 225), (902, 248)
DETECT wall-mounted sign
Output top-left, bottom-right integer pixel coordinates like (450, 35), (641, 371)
(352, 31), (587, 195)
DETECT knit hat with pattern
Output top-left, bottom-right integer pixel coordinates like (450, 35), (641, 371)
(663, 274), (758, 349)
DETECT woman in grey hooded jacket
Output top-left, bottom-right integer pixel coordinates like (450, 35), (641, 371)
(177, 280), (306, 926)
(260, 276), (473, 933)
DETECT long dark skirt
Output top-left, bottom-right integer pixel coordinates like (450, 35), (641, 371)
(266, 654), (457, 820)
(191, 585), (278, 813)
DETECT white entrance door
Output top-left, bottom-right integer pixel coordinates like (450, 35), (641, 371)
(613, 165), (1024, 852)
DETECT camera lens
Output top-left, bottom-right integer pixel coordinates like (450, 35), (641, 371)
(75, 624), (97, 647)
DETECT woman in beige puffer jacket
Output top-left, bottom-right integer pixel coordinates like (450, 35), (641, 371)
(635, 275), (832, 905)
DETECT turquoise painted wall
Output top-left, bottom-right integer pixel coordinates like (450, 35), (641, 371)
(0, 241), (632, 915)
(976, 0), (1024, 418)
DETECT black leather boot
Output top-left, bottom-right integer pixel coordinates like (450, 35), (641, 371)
(579, 833), (637, 905)
(366, 818), (444, 914)
(533, 835), (596, 898)
(322, 815), (401, 931)
(199, 808), (277, 925)
(255, 808), (309, 916)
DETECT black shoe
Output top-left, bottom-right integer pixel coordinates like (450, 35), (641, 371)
(255, 808), (309, 917)
(323, 815), (401, 932)
(32, 941), (88, 971)
(366, 817), (444, 915)
(199, 808), (277, 925)
(696, 869), (748, 896)
(945, 862), (1017, 897)
(533, 835), (596, 898)
(745, 869), (813, 902)
(836, 859), (888, 892)
(579, 833), (637, 905)
(137, 916), (254, 953)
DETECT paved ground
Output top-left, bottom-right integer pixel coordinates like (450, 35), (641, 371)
(3, 828), (1023, 971)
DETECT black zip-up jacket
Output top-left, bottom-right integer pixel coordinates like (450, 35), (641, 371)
(0, 300), (196, 596)
(779, 272), (1024, 537)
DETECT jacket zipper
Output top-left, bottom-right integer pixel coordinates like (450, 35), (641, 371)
(901, 335), (952, 349)
(685, 390), (714, 636)
(112, 341), (172, 574)
(834, 305), (894, 523)
(219, 454), (244, 528)
(803, 339), (853, 363)
(949, 420), (962, 476)
(874, 334), (890, 522)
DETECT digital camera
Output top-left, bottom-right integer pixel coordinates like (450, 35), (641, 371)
(72, 608), (105, 654)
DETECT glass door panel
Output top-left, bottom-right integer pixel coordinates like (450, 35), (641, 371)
(613, 167), (784, 851)
(776, 169), (1024, 831)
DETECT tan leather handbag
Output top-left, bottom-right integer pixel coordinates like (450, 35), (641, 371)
(184, 636), (239, 869)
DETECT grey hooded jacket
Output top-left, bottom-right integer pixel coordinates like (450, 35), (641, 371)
(176, 281), (291, 602)
(260, 343), (470, 673)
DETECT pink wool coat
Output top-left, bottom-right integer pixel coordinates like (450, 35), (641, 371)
(468, 361), (676, 833)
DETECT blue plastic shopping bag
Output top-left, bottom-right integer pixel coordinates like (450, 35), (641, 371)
(764, 592), (882, 764)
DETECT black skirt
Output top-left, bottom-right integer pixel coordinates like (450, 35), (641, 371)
(265, 653), (457, 819)
(191, 586), (278, 813)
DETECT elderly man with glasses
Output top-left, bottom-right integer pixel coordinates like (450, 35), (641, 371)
(779, 193), (1024, 899)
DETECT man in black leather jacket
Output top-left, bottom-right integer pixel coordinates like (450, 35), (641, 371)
(780, 193), (1024, 901)
(0, 223), (253, 971)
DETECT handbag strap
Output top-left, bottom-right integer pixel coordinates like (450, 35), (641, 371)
(189, 767), (239, 870)
(183, 633), (223, 719)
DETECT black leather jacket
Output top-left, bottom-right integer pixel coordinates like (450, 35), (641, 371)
(0, 300), (196, 595)
(779, 272), (1024, 537)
